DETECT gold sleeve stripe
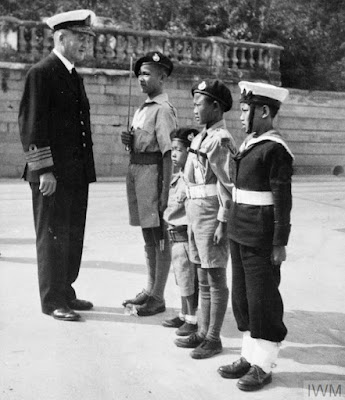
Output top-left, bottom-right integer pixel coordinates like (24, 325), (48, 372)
(24, 146), (54, 171)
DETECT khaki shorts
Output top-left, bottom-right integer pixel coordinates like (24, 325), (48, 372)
(187, 196), (229, 268)
(171, 240), (196, 297)
(126, 163), (160, 228)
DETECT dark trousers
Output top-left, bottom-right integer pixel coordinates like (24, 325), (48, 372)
(30, 182), (89, 314)
(230, 239), (287, 342)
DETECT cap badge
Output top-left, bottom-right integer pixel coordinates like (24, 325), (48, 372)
(198, 81), (207, 90)
(153, 53), (160, 62)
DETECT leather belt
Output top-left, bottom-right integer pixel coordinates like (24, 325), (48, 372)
(168, 226), (188, 242)
(232, 187), (273, 205)
(130, 152), (161, 165)
(186, 184), (217, 199)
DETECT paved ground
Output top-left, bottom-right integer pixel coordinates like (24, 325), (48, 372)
(1, 177), (345, 400)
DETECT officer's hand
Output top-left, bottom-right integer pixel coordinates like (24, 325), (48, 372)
(39, 172), (57, 196)
(271, 245), (286, 265)
(213, 221), (227, 245)
(121, 131), (133, 146)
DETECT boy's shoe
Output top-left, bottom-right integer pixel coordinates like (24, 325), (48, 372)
(174, 333), (204, 348)
(190, 338), (222, 359)
(135, 296), (166, 316)
(176, 322), (198, 336)
(218, 357), (251, 379)
(237, 365), (272, 391)
(162, 316), (185, 328)
(122, 290), (149, 307)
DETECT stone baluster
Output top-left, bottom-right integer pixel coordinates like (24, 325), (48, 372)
(223, 42), (230, 69)
(117, 34), (128, 62)
(230, 45), (239, 69)
(42, 28), (52, 57)
(30, 27), (39, 60)
(126, 35), (136, 62)
(135, 35), (144, 58)
(239, 46), (247, 69)
(201, 42), (212, 66)
(248, 47), (255, 69)
(95, 33), (106, 61)
(105, 33), (116, 60)
(257, 48), (264, 68)
(18, 26), (27, 55)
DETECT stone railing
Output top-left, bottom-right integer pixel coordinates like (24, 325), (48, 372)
(0, 17), (283, 82)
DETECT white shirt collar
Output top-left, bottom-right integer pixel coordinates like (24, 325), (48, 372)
(53, 49), (74, 73)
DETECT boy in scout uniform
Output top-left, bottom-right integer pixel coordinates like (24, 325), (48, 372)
(174, 80), (236, 359)
(162, 127), (199, 336)
(121, 52), (178, 316)
(218, 81), (293, 391)
(18, 10), (97, 321)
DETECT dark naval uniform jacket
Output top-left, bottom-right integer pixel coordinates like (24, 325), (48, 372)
(228, 130), (293, 249)
(19, 52), (96, 186)
(18, 51), (96, 313)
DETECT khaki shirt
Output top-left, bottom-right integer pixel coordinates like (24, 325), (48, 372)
(163, 171), (188, 227)
(184, 119), (236, 222)
(131, 93), (177, 155)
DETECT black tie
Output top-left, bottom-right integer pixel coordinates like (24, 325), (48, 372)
(71, 67), (78, 79)
(71, 67), (80, 95)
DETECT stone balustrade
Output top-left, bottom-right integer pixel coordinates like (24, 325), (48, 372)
(0, 17), (283, 82)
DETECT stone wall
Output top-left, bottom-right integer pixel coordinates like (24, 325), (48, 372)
(1, 61), (345, 178)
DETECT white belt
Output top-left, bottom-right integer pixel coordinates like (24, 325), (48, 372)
(186, 184), (217, 199)
(232, 187), (273, 205)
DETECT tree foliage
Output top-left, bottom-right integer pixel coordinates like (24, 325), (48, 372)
(1, 0), (344, 91)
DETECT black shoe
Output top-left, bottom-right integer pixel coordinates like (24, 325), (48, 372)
(162, 316), (185, 328)
(136, 296), (166, 316)
(190, 339), (222, 359)
(174, 332), (204, 348)
(51, 307), (81, 321)
(176, 322), (198, 336)
(237, 365), (272, 391)
(68, 299), (93, 310)
(218, 357), (251, 379)
(122, 290), (149, 307)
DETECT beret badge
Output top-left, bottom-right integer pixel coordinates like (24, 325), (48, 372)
(153, 53), (160, 62)
(198, 81), (207, 90)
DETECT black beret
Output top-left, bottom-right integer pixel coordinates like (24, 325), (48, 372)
(172, 127), (199, 145)
(134, 52), (173, 77)
(191, 79), (233, 112)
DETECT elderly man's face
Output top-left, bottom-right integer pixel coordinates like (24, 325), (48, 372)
(59, 30), (92, 63)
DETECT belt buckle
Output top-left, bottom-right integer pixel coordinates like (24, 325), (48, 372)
(232, 187), (237, 202)
(168, 230), (176, 242)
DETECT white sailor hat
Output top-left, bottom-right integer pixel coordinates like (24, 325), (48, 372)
(46, 9), (96, 37)
(239, 81), (289, 107)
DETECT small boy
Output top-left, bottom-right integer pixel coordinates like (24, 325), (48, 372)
(217, 81), (293, 391)
(121, 52), (178, 316)
(162, 127), (200, 336)
(174, 80), (236, 359)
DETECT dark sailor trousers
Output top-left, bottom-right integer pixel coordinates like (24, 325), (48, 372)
(230, 239), (287, 343)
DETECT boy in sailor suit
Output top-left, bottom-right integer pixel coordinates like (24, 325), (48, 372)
(218, 81), (294, 391)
